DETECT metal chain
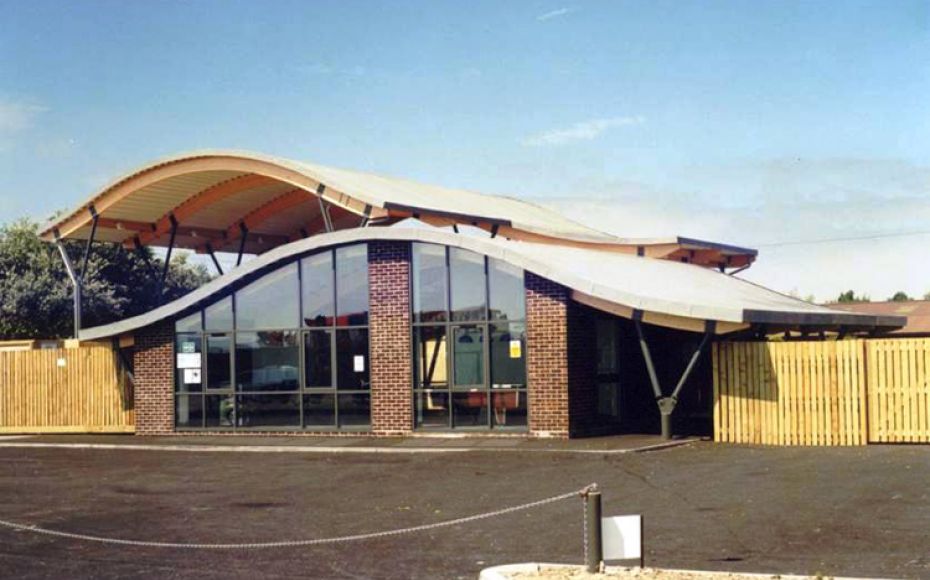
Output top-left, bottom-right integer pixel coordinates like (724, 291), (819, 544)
(0, 485), (594, 550)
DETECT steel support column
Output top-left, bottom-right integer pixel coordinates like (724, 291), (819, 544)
(634, 312), (716, 440)
(236, 222), (248, 266)
(205, 242), (223, 276)
(316, 184), (334, 233)
(79, 205), (99, 284)
(54, 231), (81, 338)
(159, 214), (179, 299)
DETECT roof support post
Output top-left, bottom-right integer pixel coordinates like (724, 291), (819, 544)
(205, 242), (223, 276)
(634, 312), (717, 440)
(490, 224), (499, 239)
(316, 184), (334, 233)
(133, 236), (158, 279)
(236, 222), (248, 267)
(159, 214), (179, 300)
(360, 204), (372, 227)
(54, 230), (82, 338)
(79, 205), (99, 284)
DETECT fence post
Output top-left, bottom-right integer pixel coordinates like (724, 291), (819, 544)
(584, 488), (603, 573)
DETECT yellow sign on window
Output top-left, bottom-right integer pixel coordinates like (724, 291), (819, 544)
(509, 339), (522, 359)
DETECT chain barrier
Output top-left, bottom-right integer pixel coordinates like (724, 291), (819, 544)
(0, 484), (597, 550)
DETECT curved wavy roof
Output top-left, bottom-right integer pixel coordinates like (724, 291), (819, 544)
(77, 228), (902, 340)
(39, 149), (622, 252)
(39, 150), (757, 268)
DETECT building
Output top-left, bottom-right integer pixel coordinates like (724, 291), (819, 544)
(39, 151), (905, 438)
(830, 301), (930, 337)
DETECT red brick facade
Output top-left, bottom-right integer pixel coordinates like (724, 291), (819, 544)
(524, 274), (601, 438)
(368, 241), (414, 435)
(132, 320), (174, 435)
(525, 273), (571, 437)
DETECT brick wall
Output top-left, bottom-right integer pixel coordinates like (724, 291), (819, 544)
(525, 273), (571, 437)
(368, 241), (413, 435)
(132, 320), (174, 435)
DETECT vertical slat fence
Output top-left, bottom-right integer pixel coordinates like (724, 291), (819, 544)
(713, 340), (868, 446)
(866, 339), (930, 443)
(0, 342), (134, 433)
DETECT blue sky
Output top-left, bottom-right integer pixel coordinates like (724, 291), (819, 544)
(2, 0), (929, 300)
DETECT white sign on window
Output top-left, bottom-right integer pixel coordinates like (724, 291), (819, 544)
(183, 368), (202, 384)
(176, 353), (201, 369)
(602, 515), (643, 562)
(353, 355), (365, 372)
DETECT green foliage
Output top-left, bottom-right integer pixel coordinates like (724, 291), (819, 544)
(889, 291), (911, 302)
(0, 218), (211, 339)
(836, 290), (870, 303)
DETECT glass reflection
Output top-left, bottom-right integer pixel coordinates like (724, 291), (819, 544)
(338, 394), (371, 427)
(452, 326), (484, 387)
(450, 248), (486, 321)
(336, 245), (369, 325)
(452, 392), (488, 427)
(304, 330), (332, 388)
(336, 329), (369, 390)
(488, 258), (525, 321)
(235, 394), (300, 427)
(414, 326), (448, 389)
(204, 296), (233, 331)
(235, 331), (299, 391)
(302, 252), (334, 327)
(175, 395), (203, 428)
(235, 263), (299, 330)
(206, 334), (232, 390)
(412, 244), (447, 322)
(490, 323), (526, 388)
(415, 391), (449, 428)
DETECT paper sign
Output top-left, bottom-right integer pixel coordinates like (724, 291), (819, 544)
(56, 357), (67, 368)
(353, 355), (365, 372)
(183, 368), (202, 384)
(180, 341), (197, 354)
(602, 515), (643, 561)
(509, 340), (522, 359)
(176, 353), (201, 369)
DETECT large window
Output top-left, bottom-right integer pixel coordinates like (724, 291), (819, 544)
(411, 243), (527, 431)
(173, 244), (370, 430)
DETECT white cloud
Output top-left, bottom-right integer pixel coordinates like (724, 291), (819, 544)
(537, 7), (576, 21)
(521, 116), (644, 147)
(530, 158), (930, 302)
(0, 100), (47, 134)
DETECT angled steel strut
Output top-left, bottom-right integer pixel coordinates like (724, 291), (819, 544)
(633, 311), (716, 440)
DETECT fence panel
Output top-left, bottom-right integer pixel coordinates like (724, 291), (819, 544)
(713, 340), (867, 446)
(866, 339), (930, 443)
(0, 342), (133, 433)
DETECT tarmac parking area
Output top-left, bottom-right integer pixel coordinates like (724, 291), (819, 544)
(0, 438), (929, 579)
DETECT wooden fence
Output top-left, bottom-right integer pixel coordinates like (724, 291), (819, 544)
(0, 342), (134, 433)
(714, 338), (930, 446)
(866, 339), (930, 443)
(713, 340), (868, 446)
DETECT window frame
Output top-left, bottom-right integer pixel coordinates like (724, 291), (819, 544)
(173, 243), (371, 432)
(410, 243), (528, 432)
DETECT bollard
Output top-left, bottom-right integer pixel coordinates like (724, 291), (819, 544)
(584, 489), (603, 573)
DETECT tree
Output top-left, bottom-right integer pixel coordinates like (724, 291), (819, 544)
(0, 218), (211, 339)
(836, 290), (870, 303)
(889, 291), (911, 302)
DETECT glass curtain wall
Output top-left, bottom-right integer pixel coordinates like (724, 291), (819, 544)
(173, 243), (370, 430)
(411, 243), (528, 431)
